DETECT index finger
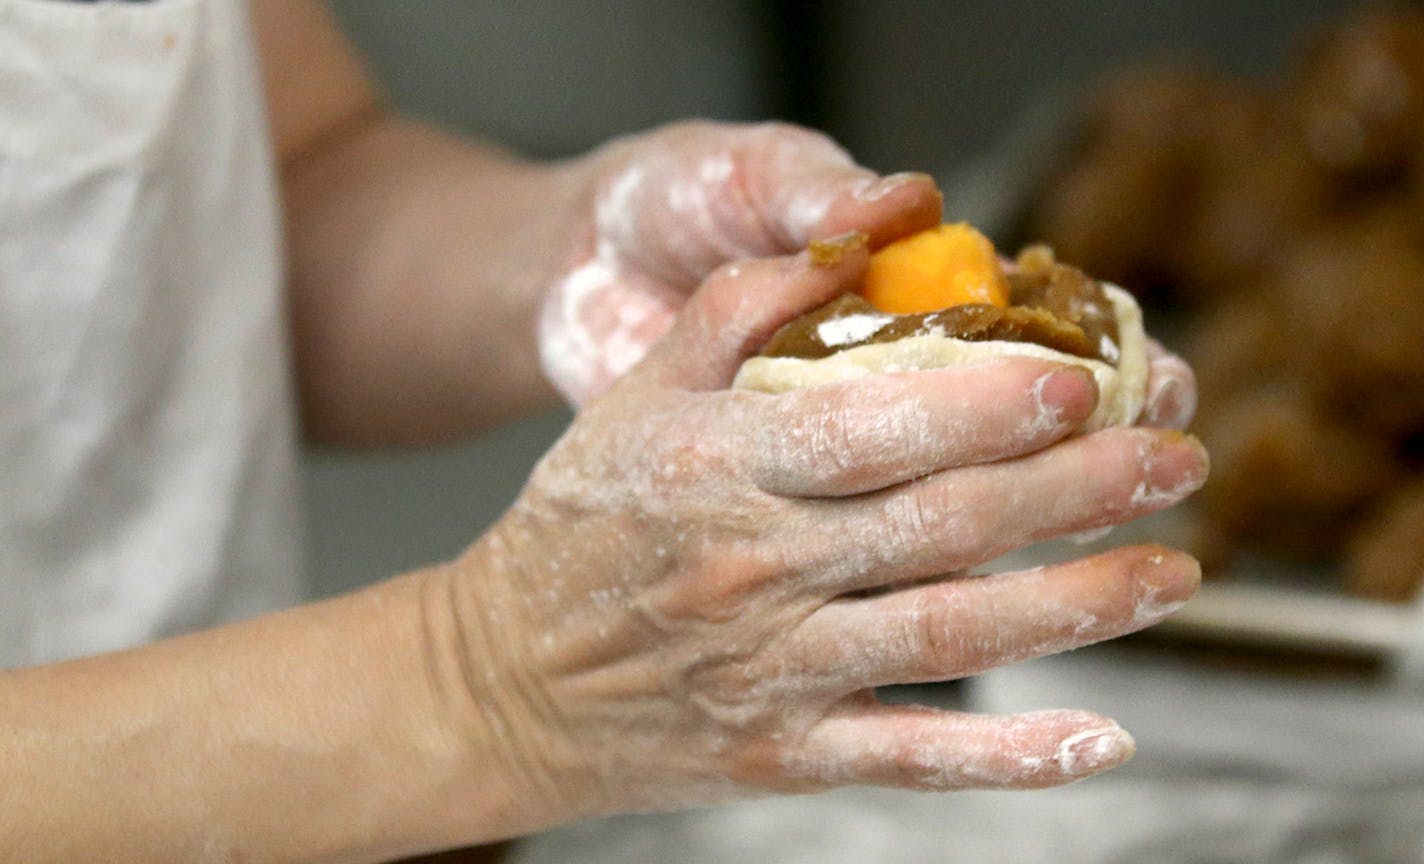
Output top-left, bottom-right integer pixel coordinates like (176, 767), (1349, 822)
(717, 123), (943, 252)
(745, 359), (1099, 498)
(628, 236), (871, 393)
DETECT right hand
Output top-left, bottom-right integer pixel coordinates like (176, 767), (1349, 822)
(448, 235), (1208, 831)
(537, 120), (942, 406)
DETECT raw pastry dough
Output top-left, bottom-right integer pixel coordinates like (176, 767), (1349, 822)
(733, 284), (1148, 432)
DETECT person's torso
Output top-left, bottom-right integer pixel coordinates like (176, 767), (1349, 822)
(0, 0), (302, 665)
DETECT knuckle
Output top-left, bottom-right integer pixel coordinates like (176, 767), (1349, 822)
(886, 491), (940, 557)
(759, 391), (864, 492)
(727, 737), (808, 792)
(658, 436), (714, 487)
(746, 120), (847, 158)
(681, 545), (783, 620)
(1039, 432), (1145, 529)
(647, 419), (740, 495)
(686, 653), (765, 702)
(937, 581), (1014, 674)
(911, 592), (969, 678)
(890, 481), (987, 563)
(804, 400), (867, 481)
(883, 736), (956, 790)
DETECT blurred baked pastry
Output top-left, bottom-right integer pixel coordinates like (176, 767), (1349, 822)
(1026, 4), (1424, 603)
(1346, 479), (1424, 603)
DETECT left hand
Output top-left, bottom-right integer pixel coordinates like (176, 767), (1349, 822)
(455, 238), (1207, 827)
(538, 121), (942, 405)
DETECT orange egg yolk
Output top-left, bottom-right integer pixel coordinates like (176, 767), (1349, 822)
(860, 222), (1010, 314)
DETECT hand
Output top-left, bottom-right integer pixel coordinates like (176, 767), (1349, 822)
(453, 235), (1208, 828)
(538, 121), (942, 405)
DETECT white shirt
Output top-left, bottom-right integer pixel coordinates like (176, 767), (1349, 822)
(0, 0), (302, 665)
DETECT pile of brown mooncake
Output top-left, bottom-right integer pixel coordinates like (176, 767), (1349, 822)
(1026, 4), (1424, 603)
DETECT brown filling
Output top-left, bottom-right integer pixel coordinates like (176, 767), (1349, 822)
(760, 246), (1122, 364)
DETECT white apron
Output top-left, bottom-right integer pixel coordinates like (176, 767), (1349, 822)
(0, 0), (302, 666)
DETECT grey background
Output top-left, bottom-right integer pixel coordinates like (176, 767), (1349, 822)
(305, 0), (1365, 599)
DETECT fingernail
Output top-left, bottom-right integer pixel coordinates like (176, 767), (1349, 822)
(1141, 431), (1210, 504)
(1056, 725), (1136, 777)
(1144, 377), (1196, 430)
(1038, 365), (1099, 417)
(807, 231), (869, 266)
(853, 171), (935, 202)
(1130, 549), (1201, 623)
(1144, 378), (1179, 426)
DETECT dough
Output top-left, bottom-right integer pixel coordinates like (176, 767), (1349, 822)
(733, 284), (1149, 432)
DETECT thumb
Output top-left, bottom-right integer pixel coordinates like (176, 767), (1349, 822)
(631, 233), (871, 392)
(593, 122), (942, 285)
(736, 124), (944, 249)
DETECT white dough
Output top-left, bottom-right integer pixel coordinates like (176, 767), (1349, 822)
(733, 284), (1149, 432)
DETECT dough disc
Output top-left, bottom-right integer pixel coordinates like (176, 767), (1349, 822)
(733, 284), (1148, 431)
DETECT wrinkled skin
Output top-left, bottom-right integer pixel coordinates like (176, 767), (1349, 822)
(452, 232), (1207, 827)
